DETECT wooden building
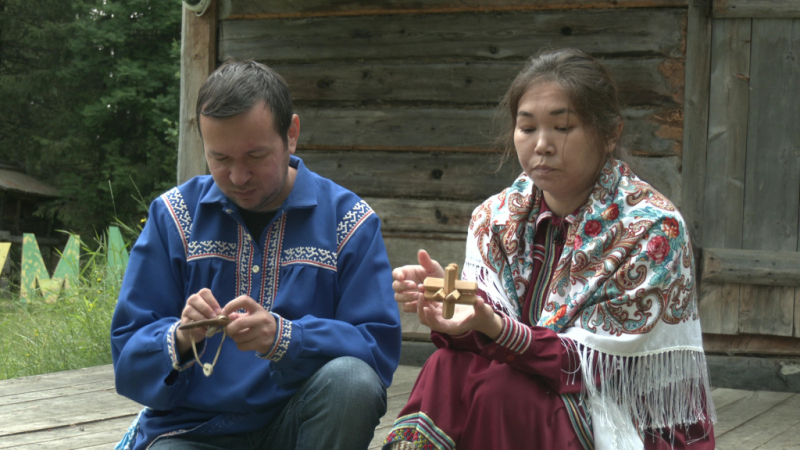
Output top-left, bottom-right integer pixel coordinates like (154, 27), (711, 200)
(177, 0), (800, 368)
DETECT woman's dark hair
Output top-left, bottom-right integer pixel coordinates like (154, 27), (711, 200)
(496, 48), (623, 159)
(196, 60), (294, 145)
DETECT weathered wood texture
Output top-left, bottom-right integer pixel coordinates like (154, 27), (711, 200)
(696, 18), (750, 335)
(742, 19), (800, 254)
(703, 19), (750, 251)
(299, 150), (518, 201)
(4, 364), (800, 448)
(0, 365), (141, 448)
(714, 0), (800, 18)
(222, 0), (688, 20)
(695, 16), (800, 343)
(367, 197), (475, 234)
(702, 248), (800, 286)
(177, 2), (216, 185)
(704, 333), (800, 356)
(738, 19), (800, 338)
(713, 388), (800, 448)
(681, 2), (713, 249)
(221, 10), (686, 62)
(277, 58), (684, 108)
(296, 107), (683, 157)
(215, 2), (690, 340)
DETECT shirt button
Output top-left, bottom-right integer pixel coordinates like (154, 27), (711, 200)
(225, 209), (233, 214)
(506, 355), (516, 362)
(252, 265), (260, 273)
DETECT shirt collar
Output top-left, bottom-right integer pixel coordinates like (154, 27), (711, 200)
(199, 155), (318, 211)
(535, 196), (579, 229)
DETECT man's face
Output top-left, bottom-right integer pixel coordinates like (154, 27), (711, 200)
(201, 101), (299, 212)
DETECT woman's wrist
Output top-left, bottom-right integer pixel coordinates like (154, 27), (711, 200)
(477, 313), (504, 341)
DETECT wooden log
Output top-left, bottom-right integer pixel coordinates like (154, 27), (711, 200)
(298, 150), (518, 201)
(382, 234), (466, 273)
(177, 1), (216, 185)
(300, 150), (682, 211)
(680, 1), (712, 250)
(703, 333), (800, 356)
(221, 0), (689, 20)
(714, 0), (800, 18)
(365, 197), (476, 234)
(702, 248), (800, 286)
(295, 107), (683, 157)
(220, 9), (686, 62)
(276, 58), (683, 108)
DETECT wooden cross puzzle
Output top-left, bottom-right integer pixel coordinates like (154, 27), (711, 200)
(423, 263), (478, 319)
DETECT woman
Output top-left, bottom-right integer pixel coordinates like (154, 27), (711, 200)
(383, 48), (716, 450)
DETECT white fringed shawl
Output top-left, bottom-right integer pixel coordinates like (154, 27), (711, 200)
(462, 158), (715, 449)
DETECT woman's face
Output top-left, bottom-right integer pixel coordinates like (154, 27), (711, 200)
(514, 81), (613, 213)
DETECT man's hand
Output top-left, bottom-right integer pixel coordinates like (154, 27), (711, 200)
(177, 288), (223, 358)
(221, 296), (278, 355)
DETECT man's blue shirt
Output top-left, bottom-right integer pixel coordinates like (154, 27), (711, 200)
(111, 156), (401, 449)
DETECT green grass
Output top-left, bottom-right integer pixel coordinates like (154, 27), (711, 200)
(0, 241), (125, 381)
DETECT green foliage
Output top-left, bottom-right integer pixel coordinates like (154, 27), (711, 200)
(0, 231), (127, 380)
(0, 0), (182, 236)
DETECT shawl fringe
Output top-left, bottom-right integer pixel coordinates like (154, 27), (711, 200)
(570, 342), (716, 449)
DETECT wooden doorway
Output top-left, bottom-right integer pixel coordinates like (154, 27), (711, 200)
(683, 0), (800, 354)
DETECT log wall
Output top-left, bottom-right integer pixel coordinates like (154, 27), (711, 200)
(218, 0), (690, 273)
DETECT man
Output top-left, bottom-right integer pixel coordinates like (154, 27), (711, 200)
(111, 61), (401, 450)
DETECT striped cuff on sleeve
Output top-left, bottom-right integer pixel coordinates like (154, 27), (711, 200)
(494, 314), (532, 354)
(168, 320), (201, 371)
(257, 313), (293, 362)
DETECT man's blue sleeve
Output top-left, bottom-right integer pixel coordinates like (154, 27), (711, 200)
(260, 214), (402, 388)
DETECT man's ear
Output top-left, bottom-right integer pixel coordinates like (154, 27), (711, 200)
(287, 114), (300, 155)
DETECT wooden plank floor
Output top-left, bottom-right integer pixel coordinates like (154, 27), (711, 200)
(1, 364), (799, 449)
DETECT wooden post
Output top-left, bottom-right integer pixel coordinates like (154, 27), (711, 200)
(681, 0), (713, 251)
(177, 0), (218, 185)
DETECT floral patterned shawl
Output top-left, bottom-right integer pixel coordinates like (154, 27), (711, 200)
(463, 157), (715, 449)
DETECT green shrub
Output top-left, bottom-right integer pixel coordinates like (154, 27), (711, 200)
(0, 238), (125, 380)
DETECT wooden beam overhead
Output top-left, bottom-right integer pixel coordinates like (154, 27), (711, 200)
(714, 0), (800, 18)
(177, 1), (217, 185)
(220, 0), (688, 20)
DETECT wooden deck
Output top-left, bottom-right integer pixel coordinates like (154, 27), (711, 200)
(1, 364), (799, 449)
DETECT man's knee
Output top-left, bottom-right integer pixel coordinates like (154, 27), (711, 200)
(316, 356), (385, 403)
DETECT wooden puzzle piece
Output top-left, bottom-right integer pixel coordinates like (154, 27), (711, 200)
(423, 263), (478, 319)
(178, 315), (231, 376)
(179, 315), (231, 337)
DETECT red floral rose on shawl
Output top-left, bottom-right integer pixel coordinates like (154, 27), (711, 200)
(601, 204), (619, 221)
(574, 235), (583, 249)
(661, 217), (680, 239)
(647, 235), (670, 264)
(584, 220), (602, 237)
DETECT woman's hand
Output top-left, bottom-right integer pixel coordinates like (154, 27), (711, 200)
(392, 249), (444, 313)
(418, 296), (503, 339)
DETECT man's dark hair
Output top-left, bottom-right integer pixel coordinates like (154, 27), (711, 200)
(196, 60), (294, 145)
